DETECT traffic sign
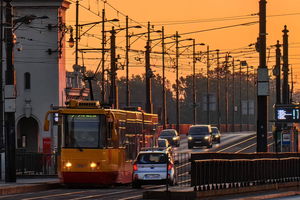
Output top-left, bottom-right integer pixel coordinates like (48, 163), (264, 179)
(275, 104), (300, 122)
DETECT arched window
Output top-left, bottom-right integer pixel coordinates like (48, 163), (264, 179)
(24, 72), (31, 90)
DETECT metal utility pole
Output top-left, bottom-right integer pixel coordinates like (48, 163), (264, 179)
(75, 0), (79, 66)
(101, 9), (106, 103)
(125, 16), (130, 106)
(175, 31), (180, 133)
(145, 22), (153, 113)
(282, 25), (289, 104)
(274, 40), (281, 153)
(109, 27), (117, 109)
(256, 0), (268, 152)
(0, 0), (4, 151)
(225, 53), (229, 132)
(216, 50), (221, 129)
(275, 41), (281, 105)
(239, 61), (242, 131)
(232, 58), (235, 132)
(246, 65), (249, 131)
(206, 46), (210, 124)
(4, 0), (16, 182)
(162, 26), (167, 128)
(192, 39), (196, 125)
(290, 65), (294, 102)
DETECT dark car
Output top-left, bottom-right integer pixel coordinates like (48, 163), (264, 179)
(158, 129), (180, 147)
(187, 125), (213, 149)
(211, 127), (221, 143)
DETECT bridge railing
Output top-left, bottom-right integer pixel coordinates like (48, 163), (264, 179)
(191, 154), (300, 191)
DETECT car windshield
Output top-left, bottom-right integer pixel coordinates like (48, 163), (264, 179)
(160, 131), (176, 136)
(189, 127), (209, 135)
(136, 153), (167, 164)
(64, 114), (106, 148)
(212, 128), (219, 134)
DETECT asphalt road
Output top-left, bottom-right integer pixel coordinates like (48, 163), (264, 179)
(0, 131), (269, 200)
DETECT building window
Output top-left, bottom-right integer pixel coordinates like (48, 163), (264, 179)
(24, 72), (31, 90)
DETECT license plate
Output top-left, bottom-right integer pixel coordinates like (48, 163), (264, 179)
(195, 141), (202, 143)
(145, 174), (160, 179)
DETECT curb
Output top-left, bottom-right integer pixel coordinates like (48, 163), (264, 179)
(143, 182), (300, 200)
(0, 182), (60, 195)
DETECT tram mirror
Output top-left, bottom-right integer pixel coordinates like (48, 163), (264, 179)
(44, 120), (50, 131)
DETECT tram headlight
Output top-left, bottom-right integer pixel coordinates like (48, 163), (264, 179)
(65, 161), (72, 168)
(204, 136), (209, 140)
(90, 162), (97, 168)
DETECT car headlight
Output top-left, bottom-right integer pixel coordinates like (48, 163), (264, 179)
(173, 137), (177, 140)
(65, 161), (72, 168)
(204, 136), (209, 140)
(215, 135), (220, 138)
(90, 162), (97, 168)
(188, 136), (193, 140)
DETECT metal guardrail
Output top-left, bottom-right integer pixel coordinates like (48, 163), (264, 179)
(16, 152), (57, 176)
(191, 153), (300, 191)
(174, 153), (191, 187)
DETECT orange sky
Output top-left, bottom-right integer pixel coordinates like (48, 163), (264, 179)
(65, 0), (300, 90)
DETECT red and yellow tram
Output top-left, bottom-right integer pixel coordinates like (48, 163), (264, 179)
(44, 100), (158, 184)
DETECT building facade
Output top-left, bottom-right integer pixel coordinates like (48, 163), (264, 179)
(10, 0), (70, 153)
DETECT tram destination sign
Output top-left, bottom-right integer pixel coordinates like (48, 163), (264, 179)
(275, 105), (300, 122)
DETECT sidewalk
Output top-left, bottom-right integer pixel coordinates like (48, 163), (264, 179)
(0, 177), (60, 195)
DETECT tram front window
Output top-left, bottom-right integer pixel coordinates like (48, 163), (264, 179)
(64, 114), (106, 148)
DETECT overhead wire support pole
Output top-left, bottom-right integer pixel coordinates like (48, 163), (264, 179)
(162, 26), (167, 128)
(225, 53), (229, 132)
(232, 58), (235, 132)
(145, 22), (153, 113)
(0, 0), (3, 152)
(256, 0), (268, 152)
(101, 8), (105, 103)
(175, 31), (180, 133)
(246, 64), (249, 131)
(274, 40), (281, 153)
(275, 41), (281, 105)
(282, 25), (289, 104)
(192, 39), (196, 125)
(75, 0), (79, 66)
(206, 45), (210, 125)
(216, 50), (221, 130)
(239, 61), (242, 132)
(109, 27), (117, 109)
(125, 16), (130, 107)
(4, 0), (16, 182)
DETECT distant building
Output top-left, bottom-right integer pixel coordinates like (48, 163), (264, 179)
(9, 0), (70, 153)
(66, 65), (89, 100)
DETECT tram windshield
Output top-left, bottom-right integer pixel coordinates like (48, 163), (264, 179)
(64, 114), (106, 148)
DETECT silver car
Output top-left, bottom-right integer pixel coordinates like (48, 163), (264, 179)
(132, 148), (177, 188)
